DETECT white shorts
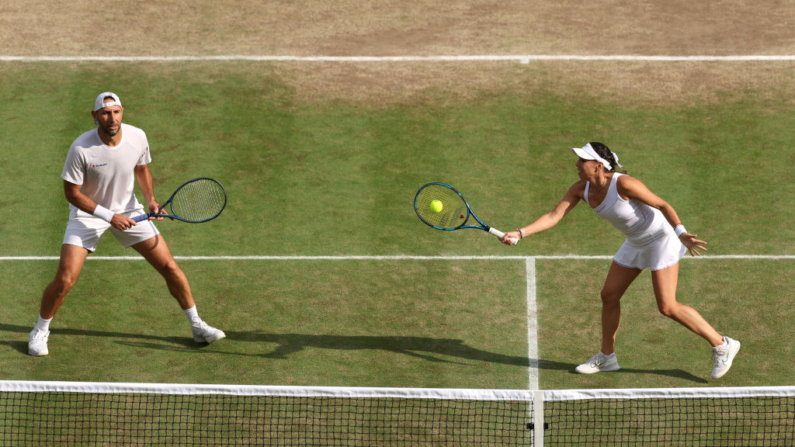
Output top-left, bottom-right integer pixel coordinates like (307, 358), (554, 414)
(62, 208), (160, 253)
(613, 230), (687, 272)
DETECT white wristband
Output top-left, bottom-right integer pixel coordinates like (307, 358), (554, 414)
(674, 224), (687, 237)
(93, 205), (115, 223)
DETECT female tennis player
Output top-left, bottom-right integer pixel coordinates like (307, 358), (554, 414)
(502, 142), (740, 379)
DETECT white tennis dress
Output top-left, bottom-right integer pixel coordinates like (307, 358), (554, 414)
(584, 173), (686, 271)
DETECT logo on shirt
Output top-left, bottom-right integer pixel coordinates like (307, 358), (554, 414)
(92, 163), (108, 168)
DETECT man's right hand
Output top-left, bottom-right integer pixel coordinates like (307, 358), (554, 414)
(110, 213), (137, 231)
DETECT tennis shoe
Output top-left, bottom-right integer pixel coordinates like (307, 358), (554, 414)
(28, 327), (50, 356)
(191, 319), (226, 344)
(711, 337), (740, 379)
(575, 352), (620, 374)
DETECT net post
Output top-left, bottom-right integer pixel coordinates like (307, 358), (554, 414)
(534, 390), (545, 447)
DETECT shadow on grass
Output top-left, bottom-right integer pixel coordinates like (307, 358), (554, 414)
(1, 323), (706, 382)
(539, 359), (707, 384)
(234, 332), (532, 366)
(613, 367), (708, 384)
(0, 323), (197, 356)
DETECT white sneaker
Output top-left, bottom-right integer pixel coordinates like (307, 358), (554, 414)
(575, 352), (620, 374)
(28, 327), (50, 356)
(711, 337), (740, 379)
(191, 319), (226, 344)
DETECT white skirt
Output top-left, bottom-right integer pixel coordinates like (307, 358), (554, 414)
(613, 231), (687, 271)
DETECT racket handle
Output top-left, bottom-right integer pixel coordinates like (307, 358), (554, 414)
(132, 213), (151, 223)
(488, 227), (519, 246)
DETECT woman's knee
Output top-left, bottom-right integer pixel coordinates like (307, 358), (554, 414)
(657, 302), (679, 318)
(600, 288), (622, 307)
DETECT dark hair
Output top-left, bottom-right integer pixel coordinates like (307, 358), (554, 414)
(589, 142), (627, 174)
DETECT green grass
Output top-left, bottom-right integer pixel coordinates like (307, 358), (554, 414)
(2, 259), (529, 388)
(1, 62), (794, 392)
(537, 259), (795, 389)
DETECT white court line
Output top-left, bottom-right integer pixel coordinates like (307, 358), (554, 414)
(4, 253), (791, 392)
(526, 258), (539, 391)
(1, 255), (793, 261)
(3, 55), (795, 62)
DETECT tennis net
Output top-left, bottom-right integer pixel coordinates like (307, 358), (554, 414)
(1, 381), (793, 446)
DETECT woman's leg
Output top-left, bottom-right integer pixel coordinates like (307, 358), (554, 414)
(600, 262), (643, 355)
(651, 262), (723, 347)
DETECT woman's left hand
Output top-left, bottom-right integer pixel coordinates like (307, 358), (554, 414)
(680, 233), (707, 256)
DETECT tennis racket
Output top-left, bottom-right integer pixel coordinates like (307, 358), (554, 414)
(414, 183), (518, 245)
(132, 177), (227, 223)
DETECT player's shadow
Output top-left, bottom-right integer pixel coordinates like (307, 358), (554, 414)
(0, 323), (198, 355)
(232, 332), (533, 367)
(234, 332), (706, 383)
(0, 324), (706, 383)
(607, 367), (707, 384)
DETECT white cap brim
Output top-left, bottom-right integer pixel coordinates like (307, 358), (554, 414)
(94, 92), (122, 111)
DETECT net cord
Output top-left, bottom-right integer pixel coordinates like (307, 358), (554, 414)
(2, 380), (793, 400)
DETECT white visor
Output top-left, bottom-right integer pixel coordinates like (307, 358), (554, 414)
(572, 143), (622, 171)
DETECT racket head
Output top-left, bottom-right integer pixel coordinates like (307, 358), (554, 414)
(167, 178), (228, 223)
(414, 183), (471, 230)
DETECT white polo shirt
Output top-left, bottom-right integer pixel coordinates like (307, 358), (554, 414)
(61, 123), (152, 214)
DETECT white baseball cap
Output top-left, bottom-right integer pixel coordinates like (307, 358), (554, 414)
(94, 92), (122, 111)
(572, 143), (622, 171)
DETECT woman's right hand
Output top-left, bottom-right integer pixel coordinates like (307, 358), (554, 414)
(501, 231), (522, 245)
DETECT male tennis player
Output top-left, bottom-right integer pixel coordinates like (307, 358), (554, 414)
(28, 92), (225, 356)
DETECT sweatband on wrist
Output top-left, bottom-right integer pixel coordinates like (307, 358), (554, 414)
(93, 205), (114, 223)
(674, 224), (687, 237)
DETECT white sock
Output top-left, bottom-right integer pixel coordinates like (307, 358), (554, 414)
(36, 315), (52, 332)
(713, 337), (728, 350)
(600, 351), (615, 358)
(184, 306), (200, 324)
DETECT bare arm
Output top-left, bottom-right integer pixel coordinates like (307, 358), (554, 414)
(134, 164), (156, 208)
(501, 181), (585, 244)
(63, 181), (136, 230)
(134, 164), (166, 219)
(617, 175), (706, 256)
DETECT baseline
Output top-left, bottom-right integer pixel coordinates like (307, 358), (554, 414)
(4, 55), (795, 62)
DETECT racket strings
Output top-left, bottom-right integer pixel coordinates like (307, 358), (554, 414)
(415, 185), (468, 229)
(170, 179), (227, 222)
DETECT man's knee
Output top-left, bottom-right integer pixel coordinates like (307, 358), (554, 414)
(158, 258), (184, 279)
(52, 271), (80, 295)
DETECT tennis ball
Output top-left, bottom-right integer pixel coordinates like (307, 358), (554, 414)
(430, 200), (443, 213)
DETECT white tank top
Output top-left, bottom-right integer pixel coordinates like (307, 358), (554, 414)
(584, 173), (669, 246)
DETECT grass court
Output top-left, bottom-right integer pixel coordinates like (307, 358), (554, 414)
(1, 62), (793, 391)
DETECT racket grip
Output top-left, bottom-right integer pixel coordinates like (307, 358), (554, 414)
(132, 213), (151, 223)
(488, 227), (519, 246)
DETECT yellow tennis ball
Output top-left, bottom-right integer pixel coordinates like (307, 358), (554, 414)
(430, 200), (443, 213)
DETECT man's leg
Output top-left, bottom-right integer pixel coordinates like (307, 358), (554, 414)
(132, 234), (194, 309)
(132, 235), (225, 343)
(30, 244), (90, 356)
